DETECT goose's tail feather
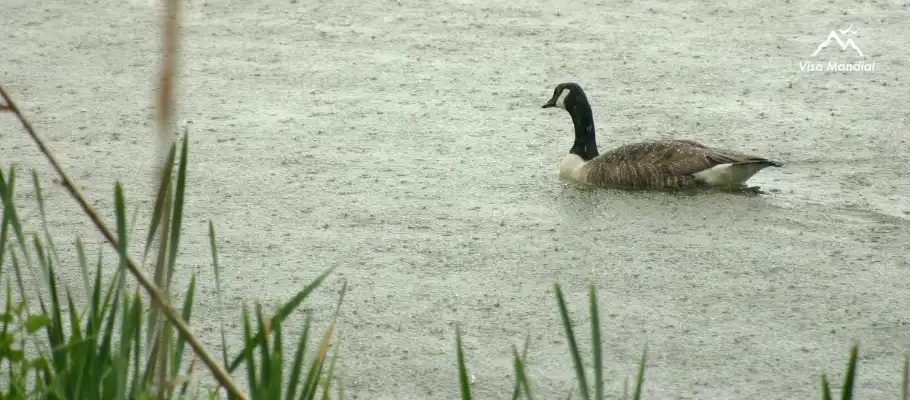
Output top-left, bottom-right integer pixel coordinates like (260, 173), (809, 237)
(736, 159), (783, 168)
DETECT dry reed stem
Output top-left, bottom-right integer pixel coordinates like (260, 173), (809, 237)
(154, 0), (180, 397)
(156, 0), (180, 180)
(157, 0), (180, 159)
(0, 88), (248, 400)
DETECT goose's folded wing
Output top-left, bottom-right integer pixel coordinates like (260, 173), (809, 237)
(597, 141), (717, 175)
(702, 148), (782, 166)
(582, 142), (711, 187)
(663, 147), (780, 176)
(580, 141), (779, 189)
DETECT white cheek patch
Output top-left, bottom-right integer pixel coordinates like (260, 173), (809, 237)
(555, 88), (570, 110)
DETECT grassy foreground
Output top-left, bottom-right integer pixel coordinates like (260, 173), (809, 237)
(0, 131), (345, 399)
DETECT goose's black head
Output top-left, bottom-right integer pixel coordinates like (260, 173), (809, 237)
(541, 82), (599, 161)
(541, 82), (588, 111)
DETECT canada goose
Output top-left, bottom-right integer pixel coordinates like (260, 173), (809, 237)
(541, 82), (782, 190)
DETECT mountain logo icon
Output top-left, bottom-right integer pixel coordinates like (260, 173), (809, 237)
(811, 24), (864, 58)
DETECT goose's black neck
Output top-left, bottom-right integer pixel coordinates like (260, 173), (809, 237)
(568, 101), (599, 161)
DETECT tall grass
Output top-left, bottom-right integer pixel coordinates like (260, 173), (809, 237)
(0, 128), (346, 398)
(452, 282), (908, 399)
(454, 282), (647, 400)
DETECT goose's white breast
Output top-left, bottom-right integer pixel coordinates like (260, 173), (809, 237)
(559, 153), (587, 182)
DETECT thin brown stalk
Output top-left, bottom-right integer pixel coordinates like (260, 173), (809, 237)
(0, 85), (248, 400)
(157, 0), (180, 157)
(154, 0), (181, 397)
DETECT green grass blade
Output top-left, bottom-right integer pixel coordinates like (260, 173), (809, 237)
(300, 358), (324, 400)
(841, 344), (858, 400)
(142, 142), (176, 264)
(64, 288), (86, 397)
(32, 170), (61, 271)
(554, 282), (590, 400)
(113, 182), (132, 398)
(321, 331), (342, 400)
(242, 306), (260, 398)
(100, 270), (124, 355)
(455, 326), (472, 400)
(3, 279), (13, 351)
(10, 250), (36, 324)
(32, 240), (50, 299)
(84, 250), (105, 394)
(1, 166), (35, 272)
(95, 244), (115, 319)
(4, 170), (46, 322)
(228, 266), (336, 373)
(34, 237), (67, 381)
(0, 167), (12, 271)
(171, 272), (197, 383)
(114, 292), (140, 400)
(98, 268), (126, 398)
(302, 280), (346, 400)
(632, 344), (647, 400)
(165, 130), (190, 289)
(901, 354), (908, 400)
(301, 323), (334, 400)
(120, 292), (141, 398)
(208, 221), (235, 400)
(128, 204), (141, 239)
(98, 283), (124, 397)
(2, 279), (10, 333)
(129, 291), (146, 399)
(87, 248), (104, 330)
(271, 316), (285, 400)
(75, 238), (91, 301)
(144, 142), (175, 384)
(510, 335), (530, 400)
(114, 182), (128, 296)
(512, 345), (534, 400)
(142, 312), (168, 397)
(142, 336), (165, 393)
(113, 180), (136, 397)
(286, 312), (312, 400)
(821, 374), (833, 400)
(588, 282), (603, 400)
(255, 302), (273, 398)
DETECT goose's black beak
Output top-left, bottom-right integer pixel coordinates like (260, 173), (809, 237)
(541, 101), (555, 109)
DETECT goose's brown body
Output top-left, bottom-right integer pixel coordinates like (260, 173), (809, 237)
(572, 139), (782, 189)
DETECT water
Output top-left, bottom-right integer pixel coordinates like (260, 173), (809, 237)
(2, 0), (909, 398)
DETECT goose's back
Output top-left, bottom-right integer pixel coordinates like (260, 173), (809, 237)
(581, 140), (761, 189)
